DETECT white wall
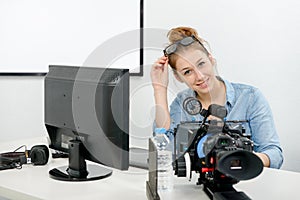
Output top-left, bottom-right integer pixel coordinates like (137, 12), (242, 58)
(0, 77), (46, 141)
(142, 0), (300, 172)
(1, 0), (300, 173)
(0, 0), (140, 73)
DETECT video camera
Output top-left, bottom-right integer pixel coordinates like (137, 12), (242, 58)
(174, 97), (263, 200)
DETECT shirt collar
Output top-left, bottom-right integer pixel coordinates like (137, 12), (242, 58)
(221, 78), (235, 107)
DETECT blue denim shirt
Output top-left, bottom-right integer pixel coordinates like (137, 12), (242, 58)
(155, 78), (283, 169)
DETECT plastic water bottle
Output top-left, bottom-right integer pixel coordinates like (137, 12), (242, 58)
(153, 128), (174, 191)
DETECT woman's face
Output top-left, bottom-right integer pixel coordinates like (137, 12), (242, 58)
(173, 49), (216, 95)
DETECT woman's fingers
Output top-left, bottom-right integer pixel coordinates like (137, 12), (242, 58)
(153, 56), (168, 70)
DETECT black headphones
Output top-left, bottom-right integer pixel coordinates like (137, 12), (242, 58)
(0, 145), (49, 170)
(28, 145), (49, 165)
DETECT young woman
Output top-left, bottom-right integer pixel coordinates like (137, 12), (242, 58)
(150, 26), (283, 169)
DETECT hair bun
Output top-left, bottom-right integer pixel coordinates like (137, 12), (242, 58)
(167, 26), (201, 43)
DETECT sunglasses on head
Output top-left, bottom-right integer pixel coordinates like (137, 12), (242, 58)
(163, 35), (208, 57)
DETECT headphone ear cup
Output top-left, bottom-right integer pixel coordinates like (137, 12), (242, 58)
(29, 145), (49, 165)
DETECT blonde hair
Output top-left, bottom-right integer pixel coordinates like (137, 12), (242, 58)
(167, 26), (206, 44)
(166, 27), (209, 69)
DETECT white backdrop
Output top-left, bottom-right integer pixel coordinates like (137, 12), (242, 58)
(140, 0), (300, 172)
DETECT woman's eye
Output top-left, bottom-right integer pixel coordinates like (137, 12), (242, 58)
(184, 70), (192, 75)
(198, 62), (205, 67)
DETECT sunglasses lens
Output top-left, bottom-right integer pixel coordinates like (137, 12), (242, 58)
(164, 36), (196, 56)
(166, 44), (177, 55)
(180, 37), (195, 46)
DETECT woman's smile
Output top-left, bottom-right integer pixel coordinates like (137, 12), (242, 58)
(195, 77), (209, 89)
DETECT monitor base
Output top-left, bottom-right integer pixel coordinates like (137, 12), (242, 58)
(49, 164), (112, 181)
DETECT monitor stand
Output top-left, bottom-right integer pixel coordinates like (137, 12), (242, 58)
(49, 139), (112, 181)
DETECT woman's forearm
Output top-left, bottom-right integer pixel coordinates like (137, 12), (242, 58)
(154, 88), (170, 129)
(256, 152), (270, 167)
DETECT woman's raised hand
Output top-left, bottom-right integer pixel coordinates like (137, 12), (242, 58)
(150, 56), (169, 91)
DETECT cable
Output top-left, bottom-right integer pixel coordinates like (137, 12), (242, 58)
(0, 145), (27, 171)
(13, 145), (27, 152)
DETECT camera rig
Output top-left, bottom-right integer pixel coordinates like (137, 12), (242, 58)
(173, 97), (263, 200)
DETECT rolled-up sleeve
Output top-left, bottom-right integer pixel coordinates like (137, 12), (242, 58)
(169, 97), (184, 132)
(263, 147), (284, 169)
(152, 95), (187, 137)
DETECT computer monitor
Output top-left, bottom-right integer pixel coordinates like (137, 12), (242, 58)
(45, 65), (129, 181)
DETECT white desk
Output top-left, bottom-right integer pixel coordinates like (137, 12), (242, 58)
(0, 137), (299, 200)
(235, 168), (300, 199)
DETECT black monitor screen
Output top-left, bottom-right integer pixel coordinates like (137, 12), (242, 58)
(45, 65), (129, 181)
